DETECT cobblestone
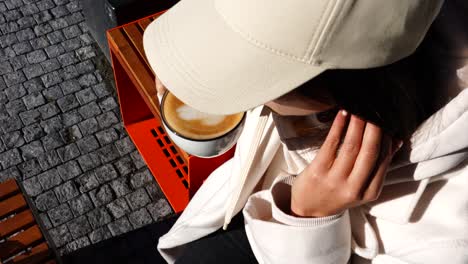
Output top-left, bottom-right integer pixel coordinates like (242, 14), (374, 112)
(37, 150), (61, 170)
(63, 236), (90, 254)
(107, 216), (132, 236)
(106, 197), (130, 219)
(23, 63), (44, 79)
(30, 36), (49, 49)
(22, 176), (43, 196)
(89, 184), (114, 207)
(40, 115), (62, 133)
(42, 85), (63, 101)
(26, 49), (47, 64)
(61, 109), (82, 127)
(130, 169), (153, 189)
(88, 226), (111, 244)
(109, 176), (132, 198)
(20, 140), (45, 160)
(95, 128), (118, 146)
(69, 193), (94, 216)
(77, 152), (101, 172)
(41, 58), (60, 72)
(35, 190), (59, 211)
(23, 92), (46, 109)
(49, 224), (72, 247)
(75, 87), (96, 105)
(39, 213), (53, 229)
(23, 78), (44, 93)
(87, 207), (112, 229)
(67, 215), (91, 239)
(16, 28), (35, 41)
(48, 203), (73, 226)
(33, 10), (53, 24)
(78, 101), (101, 119)
(75, 171), (99, 193)
(41, 70), (62, 87)
(56, 143), (80, 162)
(57, 94), (79, 112)
(114, 156), (135, 177)
(38, 102), (60, 119)
(18, 158), (42, 178)
(128, 208), (152, 229)
(41, 131), (65, 151)
(46, 30), (65, 45)
(38, 168), (62, 190)
(2, 131), (24, 149)
(5, 84), (26, 100)
(55, 180), (79, 202)
(22, 123), (45, 142)
(96, 144), (120, 163)
(0, 115), (23, 133)
(0, 148), (22, 169)
(126, 188), (151, 211)
(147, 199), (173, 221)
(115, 136), (135, 156)
(78, 117), (98, 136)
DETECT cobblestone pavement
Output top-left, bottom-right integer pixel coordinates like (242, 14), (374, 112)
(0, 0), (174, 255)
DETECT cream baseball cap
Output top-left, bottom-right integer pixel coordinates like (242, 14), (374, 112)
(143, 0), (443, 115)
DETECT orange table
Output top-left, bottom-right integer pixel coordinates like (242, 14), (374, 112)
(106, 12), (235, 213)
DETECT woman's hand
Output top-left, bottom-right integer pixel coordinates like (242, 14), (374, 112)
(291, 110), (402, 217)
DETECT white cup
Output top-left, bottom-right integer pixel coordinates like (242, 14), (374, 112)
(160, 92), (245, 158)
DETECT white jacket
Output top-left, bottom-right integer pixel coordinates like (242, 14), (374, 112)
(157, 83), (468, 263)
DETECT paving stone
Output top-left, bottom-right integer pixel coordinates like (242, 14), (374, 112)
(128, 207), (152, 229)
(0, 34), (18, 49)
(12, 41), (33, 55)
(75, 60), (94, 75)
(18, 158), (42, 178)
(79, 33), (93, 45)
(109, 175), (132, 198)
(76, 135), (99, 154)
(145, 182), (164, 201)
(16, 28), (35, 42)
(33, 10), (53, 24)
(89, 184), (114, 207)
(23, 63), (44, 79)
(18, 109), (41, 126)
(75, 87), (96, 105)
(66, 1), (81, 13)
(78, 117), (98, 136)
(61, 64), (79, 80)
(9, 55), (28, 71)
(51, 5), (69, 18)
(62, 24), (81, 39)
(34, 22), (53, 36)
(22, 123), (45, 142)
(76, 152), (101, 172)
(39, 213), (53, 229)
(0, 22), (19, 36)
(75, 171), (99, 192)
(17, 16), (36, 30)
(46, 30), (65, 45)
(38, 102), (60, 119)
(0, 92), (6, 105)
(0, 166), (22, 182)
(49, 224), (73, 247)
(23, 92), (46, 110)
(76, 45), (96, 61)
(4, 71), (26, 87)
(61, 109), (82, 127)
(0, 46), (16, 59)
(59, 79), (79, 95)
(69, 193), (93, 216)
(0, 148), (22, 169)
(147, 199), (173, 221)
(6, 100), (27, 116)
(130, 169), (153, 189)
(57, 94), (79, 112)
(56, 160), (81, 181)
(49, 17), (68, 30)
(41, 131), (65, 151)
(115, 137), (135, 156)
(48, 203), (73, 226)
(95, 111), (118, 130)
(23, 78), (44, 93)
(95, 128), (118, 146)
(26, 49), (47, 64)
(63, 236), (90, 254)
(41, 115), (63, 133)
(61, 37), (80, 52)
(42, 85), (63, 101)
(4, 9), (21, 22)
(64, 12), (84, 25)
(0, 115), (23, 133)
(78, 102), (101, 119)
(96, 144), (120, 163)
(0, 2), (5, 11)
(20, 140), (44, 160)
(57, 51), (78, 67)
(130, 151), (146, 169)
(59, 126), (81, 145)
(5, 84), (27, 100)
(41, 58), (60, 72)
(37, 0), (56, 11)
(55, 180), (79, 202)
(94, 164), (118, 184)
(30, 36), (49, 49)
(41, 70), (62, 87)
(114, 156), (136, 177)
(106, 197), (130, 219)
(20, 3), (39, 16)
(88, 226), (111, 244)
(78, 73), (97, 88)
(57, 143), (80, 162)
(126, 188), (151, 211)
(44, 44), (65, 58)
(107, 216), (132, 236)
(22, 176), (43, 196)
(35, 190), (59, 211)
(38, 168), (62, 190)
(87, 207), (112, 229)
(37, 150), (61, 170)
(0, 60), (13, 75)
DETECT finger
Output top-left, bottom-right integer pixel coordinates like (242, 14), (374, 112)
(347, 122), (383, 187)
(155, 76), (167, 96)
(313, 110), (349, 168)
(331, 115), (366, 176)
(361, 137), (393, 201)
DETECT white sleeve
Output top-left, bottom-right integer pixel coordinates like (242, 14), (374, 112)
(243, 175), (352, 264)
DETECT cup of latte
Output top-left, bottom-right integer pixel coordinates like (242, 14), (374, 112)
(160, 91), (246, 158)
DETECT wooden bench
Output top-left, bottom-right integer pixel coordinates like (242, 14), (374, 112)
(106, 12), (235, 213)
(0, 180), (58, 264)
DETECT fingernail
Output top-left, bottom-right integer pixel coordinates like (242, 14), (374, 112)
(341, 110), (348, 116)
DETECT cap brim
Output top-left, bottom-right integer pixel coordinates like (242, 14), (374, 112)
(143, 0), (325, 115)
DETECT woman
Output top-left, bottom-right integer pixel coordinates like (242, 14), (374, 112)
(143, 0), (468, 263)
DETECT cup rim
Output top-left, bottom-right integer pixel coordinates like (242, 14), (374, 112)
(160, 91), (246, 142)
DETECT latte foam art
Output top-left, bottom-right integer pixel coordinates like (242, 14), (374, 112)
(176, 105), (225, 126)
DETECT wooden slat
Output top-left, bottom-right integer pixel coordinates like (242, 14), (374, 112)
(0, 194), (27, 219)
(122, 24), (153, 72)
(9, 242), (51, 264)
(0, 210), (35, 239)
(0, 225), (43, 260)
(108, 29), (160, 117)
(0, 180), (20, 200)
(137, 17), (152, 31)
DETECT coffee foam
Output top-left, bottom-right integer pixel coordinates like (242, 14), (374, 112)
(176, 105), (225, 126)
